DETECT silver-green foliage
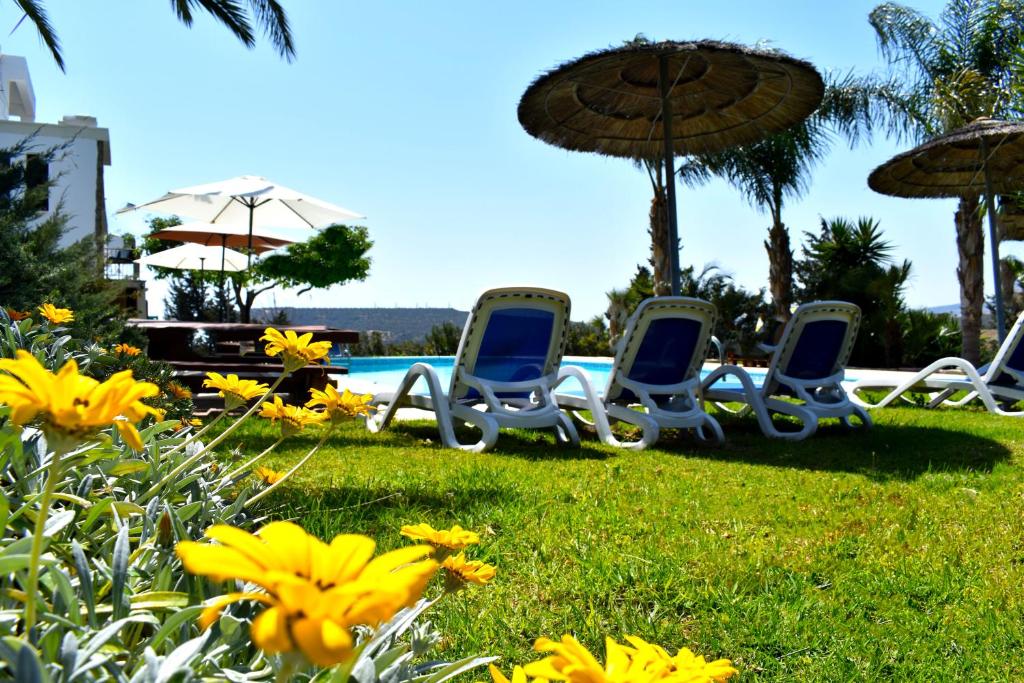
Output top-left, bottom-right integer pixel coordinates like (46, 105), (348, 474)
(0, 319), (486, 682)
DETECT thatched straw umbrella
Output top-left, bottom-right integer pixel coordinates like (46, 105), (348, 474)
(999, 195), (1024, 241)
(868, 118), (1024, 341)
(518, 40), (824, 295)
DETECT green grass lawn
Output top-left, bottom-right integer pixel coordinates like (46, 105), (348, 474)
(225, 406), (1024, 681)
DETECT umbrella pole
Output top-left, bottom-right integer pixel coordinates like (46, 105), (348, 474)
(981, 139), (1006, 341)
(659, 55), (681, 296)
(220, 235), (228, 323)
(246, 200), (255, 270)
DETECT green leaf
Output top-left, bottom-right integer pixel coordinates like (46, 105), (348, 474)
(46, 564), (81, 626)
(147, 605), (204, 652)
(0, 554), (33, 573)
(43, 509), (75, 537)
(111, 525), (130, 620)
(411, 655), (498, 683)
(13, 639), (45, 683)
(71, 541), (96, 626)
(110, 501), (146, 518)
(130, 591), (190, 610)
(107, 460), (149, 476)
(79, 498), (112, 534)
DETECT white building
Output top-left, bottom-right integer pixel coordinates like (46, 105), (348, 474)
(0, 54), (111, 247)
(0, 55), (145, 315)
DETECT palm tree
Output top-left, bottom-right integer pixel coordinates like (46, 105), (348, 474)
(678, 72), (911, 328)
(642, 159), (671, 296)
(796, 216), (913, 367)
(9, 0), (294, 71)
(869, 0), (1024, 363)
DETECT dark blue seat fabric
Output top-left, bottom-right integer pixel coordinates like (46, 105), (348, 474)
(991, 338), (1024, 387)
(463, 308), (555, 400)
(783, 320), (848, 381)
(616, 317), (701, 403)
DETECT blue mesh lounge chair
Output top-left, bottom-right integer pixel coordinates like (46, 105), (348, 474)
(366, 287), (579, 452)
(701, 301), (871, 440)
(850, 310), (1024, 414)
(554, 297), (723, 449)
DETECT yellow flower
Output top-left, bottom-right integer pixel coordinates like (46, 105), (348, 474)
(259, 395), (326, 437)
(168, 381), (192, 400)
(261, 327), (332, 372)
(176, 521), (439, 667)
(525, 635), (650, 683)
(306, 385), (373, 422)
(4, 308), (30, 321)
(38, 303), (74, 325)
(441, 552), (496, 588)
(113, 343), (142, 357)
(189, 417), (203, 427)
(0, 350), (158, 451)
(523, 635), (738, 683)
(255, 465), (285, 485)
(202, 372), (269, 410)
(488, 664), (547, 683)
(401, 523), (480, 552)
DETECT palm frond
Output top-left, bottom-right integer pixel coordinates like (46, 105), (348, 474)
(169, 0), (259, 49)
(248, 0), (295, 60)
(940, 0), (988, 66)
(818, 70), (930, 144)
(11, 0), (64, 72)
(869, 2), (942, 83)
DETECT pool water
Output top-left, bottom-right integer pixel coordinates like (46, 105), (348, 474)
(338, 355), (768, 396)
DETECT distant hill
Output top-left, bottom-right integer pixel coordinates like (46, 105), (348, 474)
(928, 304), (960, 316)
(252, 307), (468, 343)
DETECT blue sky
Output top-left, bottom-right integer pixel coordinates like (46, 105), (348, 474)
(4, 0), (1006, 320)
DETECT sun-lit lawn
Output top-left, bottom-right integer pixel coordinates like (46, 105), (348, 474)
(225, 405), (1024, 681)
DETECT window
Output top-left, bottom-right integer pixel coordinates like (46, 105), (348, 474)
(25, 154), (48, 212)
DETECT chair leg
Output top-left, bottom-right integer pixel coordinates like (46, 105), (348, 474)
(693, 413), (724, 445)
(553, 412), (580, 447)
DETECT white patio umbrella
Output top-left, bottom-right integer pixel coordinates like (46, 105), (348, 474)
(118, 175), (365, 267)
(136, 243), (248, 273)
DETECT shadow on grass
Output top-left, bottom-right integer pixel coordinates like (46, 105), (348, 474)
(382, 421), (615, 462)
(656, 413), (1013, 480)
(345, 412), (1013, 476)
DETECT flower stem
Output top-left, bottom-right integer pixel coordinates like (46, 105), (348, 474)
(137, 373), (286, 504)
(225, 437), (284, 480)
(245, 426), (334, 508)
(163, 409), (228, 456)
(24, 445), (65, 635)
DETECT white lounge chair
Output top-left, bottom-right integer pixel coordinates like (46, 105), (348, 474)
(554, 297), (723, 449)
(701, 301), (871, 440)
(850, 310), (1024, 415)
(366, 287), (579, 452)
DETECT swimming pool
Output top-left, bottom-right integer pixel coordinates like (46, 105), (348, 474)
(337, 355), (768, 396)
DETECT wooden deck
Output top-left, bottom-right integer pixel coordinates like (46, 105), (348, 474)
(129, 320), (359, 406)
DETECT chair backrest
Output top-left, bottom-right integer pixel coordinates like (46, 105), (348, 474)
(605, 297), (717, 403)
(986, 310), (1024, 386)
(450, 287), (571, 402)
(764, 301), (861, 393)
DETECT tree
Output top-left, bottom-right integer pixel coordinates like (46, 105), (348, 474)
(10, 0), (294, 72)
(795, 217), (912, 367)
(424, 321), (461, 356)
(0, 141), (123, 340)
(605, 264), (769, 357)
(678, 71), (911, 329)
(141, 221), (371, 322)
(239, 224), (372, 322)
(869, 0), (1024, 362)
